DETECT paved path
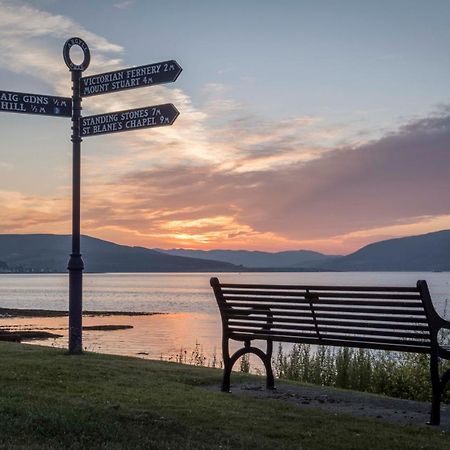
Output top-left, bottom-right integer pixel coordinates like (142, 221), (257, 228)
(209, 381), (450, 432)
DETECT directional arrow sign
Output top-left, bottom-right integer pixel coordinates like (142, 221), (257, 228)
(81, 60), (182, 97)
(0, 90), (72, 117)
(81, 103), (179, 137)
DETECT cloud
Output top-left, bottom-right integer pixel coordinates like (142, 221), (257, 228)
(0, 1), (348, 174)
(0, 190), (70, 233)
(1, 108), (449, 252)
(0, 0), (123, 95)
(0, 161), (14, 171)
(114, 1), (135, 9)
(76, 110), (450, 252)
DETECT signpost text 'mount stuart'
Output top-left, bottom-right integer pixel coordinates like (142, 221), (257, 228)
(81, 104), (179, 136)
(81, 60), (182, 97)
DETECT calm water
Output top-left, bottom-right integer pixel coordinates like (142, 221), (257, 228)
(1, 272), (449, 362)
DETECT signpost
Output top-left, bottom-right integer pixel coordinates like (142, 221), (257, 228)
(63, 37), (91, 354)
(62, 38), (182, 354)
(81, 60), (182, 97)
(81, 104), (179, 137)
(1, 37), (181, 354)
(0, 90), (72, 117)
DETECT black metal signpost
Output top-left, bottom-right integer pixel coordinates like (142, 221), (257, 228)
(63, 37), (91, 354)
(1, 37), (181, 355)
(61, 37), (181, 353)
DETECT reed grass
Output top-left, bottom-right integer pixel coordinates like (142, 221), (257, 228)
(274, 343), (450, 403)
(163, 338), (450, 403)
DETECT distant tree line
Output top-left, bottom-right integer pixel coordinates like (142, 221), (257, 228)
(0, 261), (57, 273)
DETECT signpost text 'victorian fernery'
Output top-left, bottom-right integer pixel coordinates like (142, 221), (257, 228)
(81, 60), (182, 97)
(63, 37), (181, 353)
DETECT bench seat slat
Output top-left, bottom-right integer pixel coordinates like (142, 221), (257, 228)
(226, 302), (427, 316)
(229, 332), (431, 353)
(316, 312), (428, 323)
(224, 309), (429, 323)
(229, 329), (431, 347)
(222, 289), (422, 300)
(223, 295), (424, 308)
(220, 283), (419, 292)
(225, 314), (431, 331)
(228, 322), (430, 340)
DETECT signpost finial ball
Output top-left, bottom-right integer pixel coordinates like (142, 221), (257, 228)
(63, 37), (90, 71)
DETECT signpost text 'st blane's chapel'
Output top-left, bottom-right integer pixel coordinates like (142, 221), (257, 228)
(0, 37), (182, 354)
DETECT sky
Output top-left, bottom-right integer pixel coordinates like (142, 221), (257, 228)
(0, 0), (449, 255)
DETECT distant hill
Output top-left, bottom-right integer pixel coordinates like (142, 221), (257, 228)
(0, 235), (240, 273)
(1, 230), (449, 273)
(158, 249), (339, 269)
(321, 230), (450, 271)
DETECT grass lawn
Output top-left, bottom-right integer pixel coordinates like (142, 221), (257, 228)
(0, 341), (449, 449)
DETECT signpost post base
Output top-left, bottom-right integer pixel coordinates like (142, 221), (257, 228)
(68, 254), (84, 354)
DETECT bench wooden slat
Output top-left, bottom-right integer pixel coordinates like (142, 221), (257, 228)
(220, 283), (419, 292)
(227, 323), (430, 340)
(226, 314), (430, 331)
(224, 308), (429, 323)
(229, 328), (431, 346)
(230, 332), (430, 353)
(223, 295), (424, 308)
(222, 289), (422, 300)
(315, 312), (428, 323)
(226, 302), (427, 316)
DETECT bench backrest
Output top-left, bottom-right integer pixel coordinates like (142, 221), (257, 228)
(210, 278), (435, 353)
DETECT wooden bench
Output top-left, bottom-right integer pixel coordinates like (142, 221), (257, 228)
(210, 277), (450, 425)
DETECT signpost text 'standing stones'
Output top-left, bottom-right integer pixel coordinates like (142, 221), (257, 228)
(0, 90), (72, 117)
(82, 104), (179, 137)
(81, 60), (182, 97)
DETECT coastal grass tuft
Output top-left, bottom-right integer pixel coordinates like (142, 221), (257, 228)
(0, 342), (449, 449)
(162, 340), (450, 404)
(274, 343), (450, 403)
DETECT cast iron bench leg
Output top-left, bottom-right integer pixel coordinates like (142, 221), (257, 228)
(266, 339), (275, 390)
(429, 354), (441, 425)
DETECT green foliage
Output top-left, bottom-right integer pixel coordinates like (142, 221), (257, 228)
(274, 343), (450, 403)
(164, 342), (257, 373)
(239, 353), (251, 373)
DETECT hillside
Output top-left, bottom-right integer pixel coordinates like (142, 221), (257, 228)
(322, 229), (450, 271)
(1, 230), (449, 272)
(0, 234), (239, 273)
(158, 249), (339, 268)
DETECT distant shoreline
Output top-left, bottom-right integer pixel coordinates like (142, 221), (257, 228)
(0, 268), (325, 273)
(0, 307), (161, 318)
(0, 269), (448, 274)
